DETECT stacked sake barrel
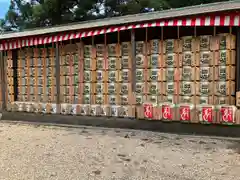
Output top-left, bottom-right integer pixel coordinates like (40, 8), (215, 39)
(60, 46), (73, 104)
(179, 36), (196, 105)
(196, 35), (218, 105)
(136, 33), (237, 124)
(118, 42), (134, 117)
(44, 47), (57, 113)
(147, 39), (162, 106)
(60, 43), (84, 113)
(13, 47), (57, 113)
(6, 51), (14, 110)
(195, 34), (236, 124)
(83, 45), (94, 105)
(161, 39), (180, 104)
(214, 34), (236, 105)
(16, 49), (27, 103)
(16, 48), (31, 112)
(94, 44), (106, 107)
(135, 41), (147, 105)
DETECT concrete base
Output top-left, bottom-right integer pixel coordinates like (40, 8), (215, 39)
(2, 111), (240, 137)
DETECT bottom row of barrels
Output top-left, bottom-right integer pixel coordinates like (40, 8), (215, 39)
(5, 101), (240, 125)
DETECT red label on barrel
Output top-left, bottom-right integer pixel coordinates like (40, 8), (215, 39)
(220, 107), (233, 123)
(180, 106), (190, 121)
(162, 105), (172, 120)
(144, 104), (153, 118)
(202, 107), (213, 123)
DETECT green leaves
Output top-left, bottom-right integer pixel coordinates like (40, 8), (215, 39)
(0, 0), (228, 32)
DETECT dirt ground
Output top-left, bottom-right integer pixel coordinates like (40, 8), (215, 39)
(0, 122), (239, 180)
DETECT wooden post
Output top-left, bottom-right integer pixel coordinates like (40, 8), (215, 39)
(55, 42), (60, 108)
(131, 29), (136, 91)
(236, 28), (240, 91)
(0, 51), (6, 111)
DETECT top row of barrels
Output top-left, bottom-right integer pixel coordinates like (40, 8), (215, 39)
(12, 33), (236, 59)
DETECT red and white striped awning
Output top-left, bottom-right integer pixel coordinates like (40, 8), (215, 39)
(1, 14), (240, 51)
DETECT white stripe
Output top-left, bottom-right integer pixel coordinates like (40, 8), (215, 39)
(51, 36), (55, 42)
(106, 29), (111, 33)
(224, 16), (230, 26)
(135, 24), (140, 28)
(205, 17), (211, 26)
(234, 16), (240, 26)
(160, 21), (165, 26)
(48, 36), (53, 43)
(168, 20), (173, 26)
(4, 43), (8, 50)
(25, 39), (29, 46)
(93, 31), (98, 35)
(0, 44), (3, 50)
(151, 22), (156, 27)
(120, 26), (126, 30)
(9, 42), (12, 49)
(34, 38), (38, 45)
(58, 36), (63, 41)
(86, 31), (91, 36)
(63, 34), (69, 40)
(43, 37), (48, 44)
(75, 33), (80, 38)
(195, 18), (201, 26)
(177, 20), (182, 26)
(69, 33), (75, 39)
(81, 32), (86, 38)
(30, 39), (33, 46)
(113, 27), (118, 31)
(127, 25), (133, 29)
(22, 40), (25, 46)
(214, 16), (220, 26)
(186, 19), (192, 26)
(143, 23), (148, 27)
(99, 29), (105, 34)
(53, 36), (57, 42)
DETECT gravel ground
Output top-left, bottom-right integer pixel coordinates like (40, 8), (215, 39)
(0, 122), (239, 180)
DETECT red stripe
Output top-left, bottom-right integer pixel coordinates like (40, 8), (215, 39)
(219, 16), (225, 26)
(200, 17), (205, 26)
(164, 20), (168, 26)
(16, 40), (19, 48)
(173, 19), (178, 26)
(182, 18), (187, 26)
(210, 15), (215, 26)
(63, 34), (68, 40)
(191, 17), (196, 26)
(1, 14), (240, 50)
(57, 35), (62, 41)
(229, 14), (235, 26)
(155, 21), (160, 26)
(37, 37), (40, 45)
(74, 33), (78, 38)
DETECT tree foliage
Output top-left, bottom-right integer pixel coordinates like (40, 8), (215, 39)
(0, 0), (229, 32)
